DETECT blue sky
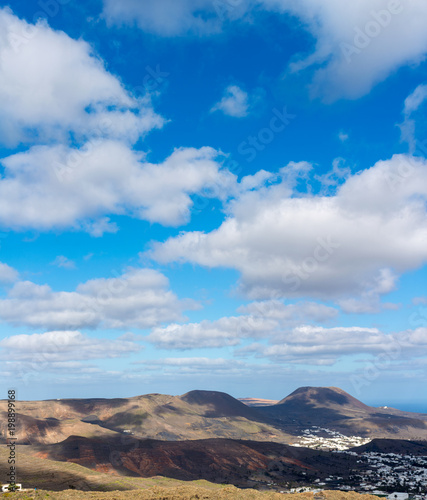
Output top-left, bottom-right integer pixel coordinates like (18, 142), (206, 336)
(1, 0), (427, 407)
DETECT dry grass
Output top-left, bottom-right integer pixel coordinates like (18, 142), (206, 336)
(0, 488), (382, 500)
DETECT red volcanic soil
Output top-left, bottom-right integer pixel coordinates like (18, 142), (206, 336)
(36, 436), (361, 488)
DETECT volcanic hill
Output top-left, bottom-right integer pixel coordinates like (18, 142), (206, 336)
(32, 435), (363, 488)
(256, 386), (427, 438)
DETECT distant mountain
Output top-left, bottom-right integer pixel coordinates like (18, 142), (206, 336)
(2, 387), (427, 449)
(0, 391), (289, 446)
(257, 386), (427, 439)
(277, 386), (370, 410)
(181, 390), (264, 419)
(239, 397), (279, 407)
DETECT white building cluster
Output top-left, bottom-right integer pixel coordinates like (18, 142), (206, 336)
(291, 426), (370, 451)
(342, 450), (427, 497)
(285, 427), (427, 498)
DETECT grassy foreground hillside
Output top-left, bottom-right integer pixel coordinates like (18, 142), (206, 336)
(0, 489), (382, 500)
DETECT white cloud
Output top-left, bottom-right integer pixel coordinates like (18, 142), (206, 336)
(258, 325), (427, 365)
(102, 0), (249, 36)
(0, 143), (235, 232)
(338, 268), (399, 314)
(103, 0), (427, 101)
(148, 300), (338, 349)
(0, 268), (195, 330)
(237, 300), (338, 323)
(403, 83), (427, 115)
(150, 155), (427, 303)
(413, 296), (427, 305)
(399, 83), (427, 153)
(0, 262), (19, 284)
(0, 8), (163, 147)
(51, 256), (76, 270)
(137, 357), (240, 372)
(261, 0), (427, 101)
(314, 157), (351, 193)
(0, 330), (141, 362)
(338, 131), (349, 142)
(148, 298), (427, 366)
(149, 316), (273, 349)
(211, 85), (250, 118)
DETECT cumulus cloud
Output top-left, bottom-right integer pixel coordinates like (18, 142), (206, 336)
(0, 143), (235, 232)
(211, 85), (250, 118)
(0, 8), (163, 146)
(314, 157), (351, 194)
(237, 300), (338, 323)
(149, 316), (274, 349)
(103, 0), (427, 101)
(257, 325), (427, 365)
(263, 0), (427, 101)
(0, 268), (195, 330)
(0, 9), (225, 235)
(150, 155), (427, 303)
(148, 298), (427, 367)
(0, 262), (19, 284)
(261, 325), (388, 361)
(337, 268), (400, 314)
(0, 330), (141, 362)
(148, 300), (338, 349)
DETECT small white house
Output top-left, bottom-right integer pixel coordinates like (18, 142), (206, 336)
(387, 493), (409, 500)
(1, 484), (22, 492)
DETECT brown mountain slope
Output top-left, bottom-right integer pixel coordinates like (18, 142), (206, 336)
(277, 387), (370, 411)
(180, 390), (264, 419)
(257, 386), (427, 439)
(34, 436), (363, 488)
(0, 392), (290, 446)
(351, 438), (427, 455)
(3, 387), (427, 446)
(0, 411), (120, 445)
(0, 445), (217, 492)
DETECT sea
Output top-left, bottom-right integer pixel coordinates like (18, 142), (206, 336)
(376, 403), (427, 414)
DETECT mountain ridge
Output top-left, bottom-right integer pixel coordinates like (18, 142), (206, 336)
(2, 387), (427, 446)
